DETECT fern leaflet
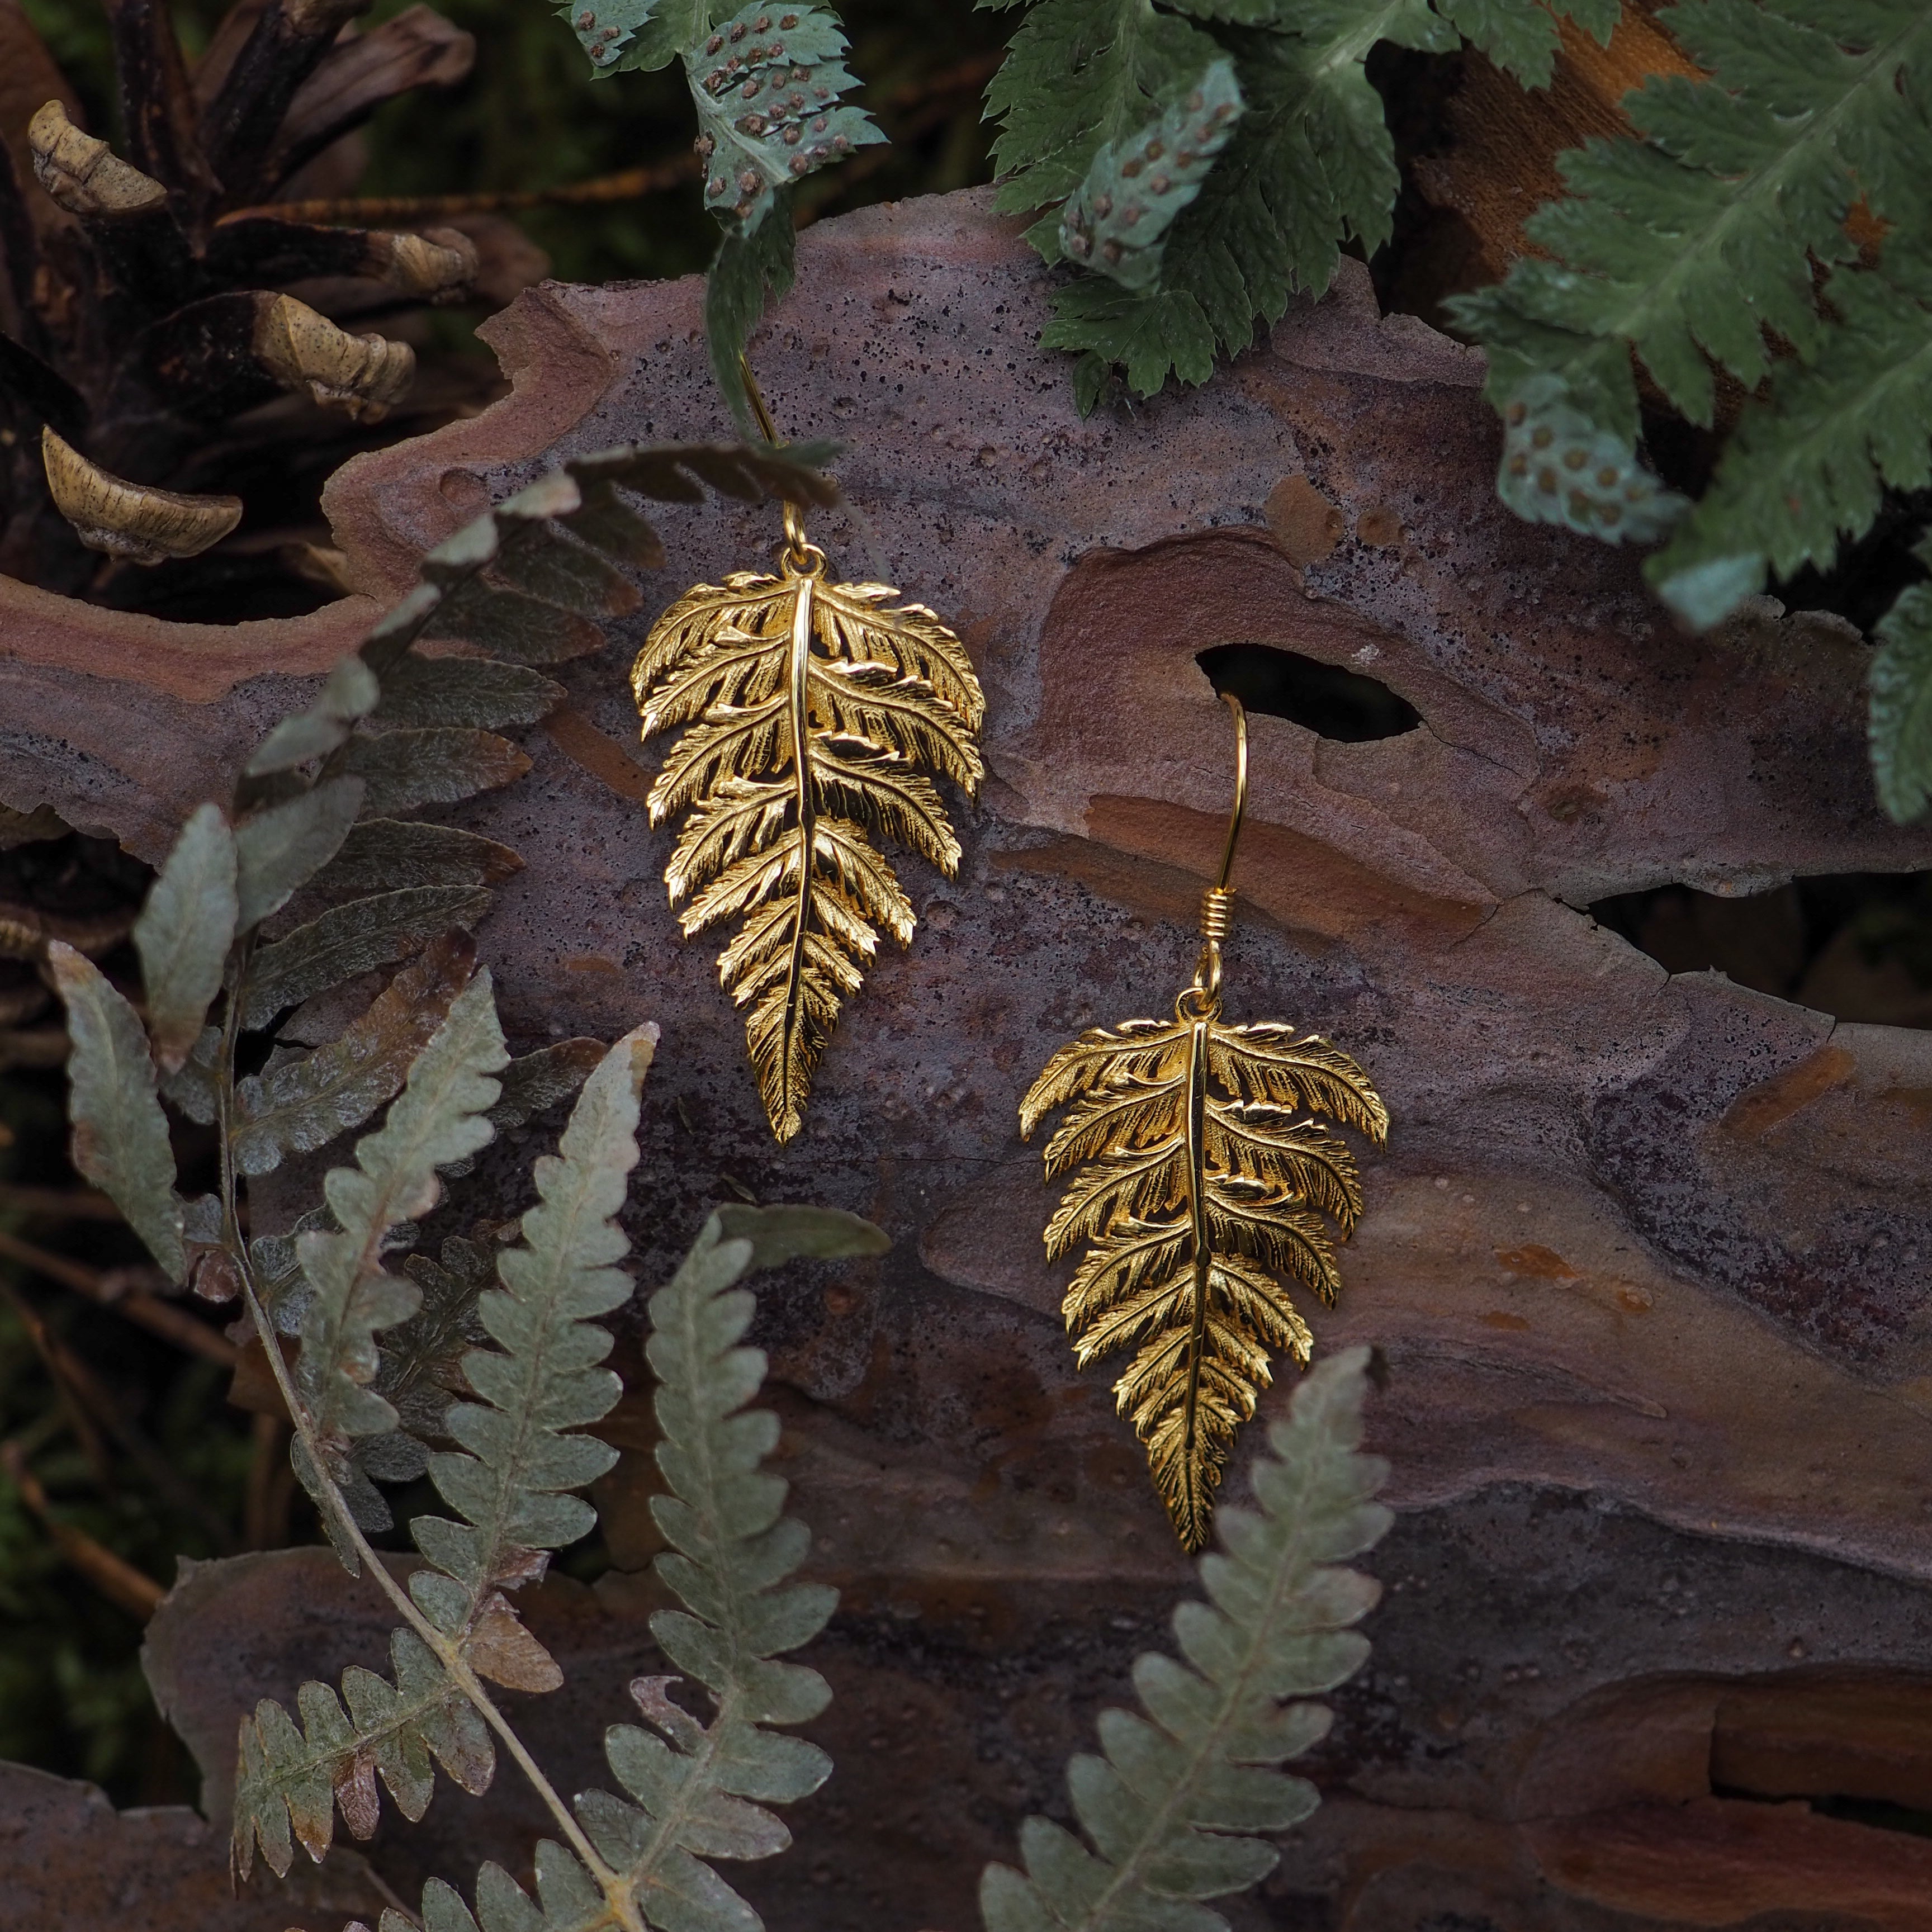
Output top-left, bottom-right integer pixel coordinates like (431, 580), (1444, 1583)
(979, 1344), (1390, 1932)
(232, 1024), (656, 1879)
(987, 0), (1620, 402)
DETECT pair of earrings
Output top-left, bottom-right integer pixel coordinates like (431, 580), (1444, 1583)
(628, 370), (1389, 1549)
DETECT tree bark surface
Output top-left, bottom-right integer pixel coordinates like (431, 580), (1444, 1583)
(11, 187), (1932, 1929)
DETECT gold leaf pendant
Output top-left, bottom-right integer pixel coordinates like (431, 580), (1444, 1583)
(1019, 695), (1389, 1549)
(633, 474), (983, 1143)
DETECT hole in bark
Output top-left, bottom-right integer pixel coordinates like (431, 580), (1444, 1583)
(1197, 643), (1422, 743)
(1590, 874), (1932, 1028)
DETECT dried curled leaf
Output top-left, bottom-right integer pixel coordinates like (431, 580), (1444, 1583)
(28, 98), (164, 214)
(981, 1348), (1390, 1932)
(41, 427), (242, 564)
(633, 557), (984, 1141)
(1020, 1012), (1388, 1550)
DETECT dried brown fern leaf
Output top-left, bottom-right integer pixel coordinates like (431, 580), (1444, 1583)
(1021, 1010), (1388, 1550)
(634, 553), (984, 1142)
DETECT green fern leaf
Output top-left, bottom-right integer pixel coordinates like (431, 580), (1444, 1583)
(1043, 278), (1218, 402)
(231, 1628), (494, 1882)
(995, 0), (1583, 399)
(987, 0), (1227, 216)
(979, 1346), (1389, 1932)
(1871, 544), (1932, 824)
(404, 1024), (660, 1688)
(293, 971), (507, 1496)
(1457, 0), (1932, 466)
(687, 2), (884, 230)
(1649, 263), (1932, 624)
(566, 1204), (888, 1930)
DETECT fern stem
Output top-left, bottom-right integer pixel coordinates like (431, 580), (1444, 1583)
(232, 1236), (640, 1927)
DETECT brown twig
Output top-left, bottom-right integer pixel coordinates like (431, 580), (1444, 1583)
(221, 153), (702, 228)
(1, 1438), (166, 1620)
(0, 1275), (237, 1551)
(0, 1275), (113, 1486)
(0, 1183), (127, 1221)
(220, 50), (1004, 230)
(0, 1226), (240, 1368)
(243, 1409), (293, 1550)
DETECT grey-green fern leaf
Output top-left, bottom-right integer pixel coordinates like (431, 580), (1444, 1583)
(396, 1202), (889, 1932)
(233, 1024), (657, 1879)
(979, 1345), (1389, 1932)
(294, 970), (508, 1512)
(404, 1023), (662, 1688)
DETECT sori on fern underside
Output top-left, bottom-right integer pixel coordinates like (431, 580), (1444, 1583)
(977, 0), (1621, 411)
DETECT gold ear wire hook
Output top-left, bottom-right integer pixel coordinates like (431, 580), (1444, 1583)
(738, 353), (815, 569)
(1211, 689), (1248, 895)
(1190, 691), (1248, 1008)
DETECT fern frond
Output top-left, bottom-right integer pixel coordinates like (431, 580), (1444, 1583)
(981, 1346), (1390, 1932)
(231, 1629), (493, 1881)
(1021, 1011), (1382, 1548)
(294, 972), (508, 1512)
(405, 1025), (660, 1689)
(1453, 0), (1932, 628)
(234, 1026), (658, 1882)
(529, 1205), (886, 1932)
(994, 0), (1621, 402)
(1647, 262), (1932, 626)
(635, 562), (983, 1142)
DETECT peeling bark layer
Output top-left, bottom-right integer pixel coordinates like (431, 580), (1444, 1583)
(8, 188), (1932, 1926)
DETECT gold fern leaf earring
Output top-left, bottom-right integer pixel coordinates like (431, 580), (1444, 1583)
(632, 361), (986, 1143)
(1018, 693), (1389, 1550)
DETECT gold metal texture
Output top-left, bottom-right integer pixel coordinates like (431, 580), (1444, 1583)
(1018, 694), (1389, 1549)
(632, 364), (986, 1143)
